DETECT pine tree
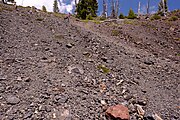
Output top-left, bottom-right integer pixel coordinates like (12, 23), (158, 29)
(42, 5), (47, 12)
(119, 13), (125, 19)
(127, 8), (136, 19)
(76, 0), (98, 19)
(53, 0), (59, 13)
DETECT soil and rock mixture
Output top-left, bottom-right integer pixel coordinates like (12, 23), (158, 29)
(0, 3), (179, 120)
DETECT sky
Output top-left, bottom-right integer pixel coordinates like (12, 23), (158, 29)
(15, 0), (180, 16)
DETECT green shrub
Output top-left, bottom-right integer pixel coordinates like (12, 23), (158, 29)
(176, 53), (180, 56)
(150, 14), (161, 20)
(119, 13), (125, 19)
(97, 65), (110, 74)
(53, 13), (63, 18)
(99, 16), (106, 21)
(168, 16), (178, 21)
(111, 30), (119, 36)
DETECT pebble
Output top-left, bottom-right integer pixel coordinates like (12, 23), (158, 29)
(6, 95), (20, 105)
(116, 80), (124, 86)
(61, 83), (66, 87)
(66, 43), (73, 48)
(136, 104), (145, 117)
(152, 113), (163, 120)
(17, 76), (22, 81)
(128, 103), (136, 113)
(24, 77), (31, 82)
(0, 76), (6, 81)
(137, 98), (147, 106)
(100, 100), (106, 105)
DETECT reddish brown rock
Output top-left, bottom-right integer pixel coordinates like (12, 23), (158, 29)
(106, 104), (130, 120)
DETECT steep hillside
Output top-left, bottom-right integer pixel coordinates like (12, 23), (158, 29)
(0, 3), (179, 120)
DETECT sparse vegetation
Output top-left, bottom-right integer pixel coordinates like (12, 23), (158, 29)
(54, 34), (64, 39)
(97, 65), (110, 74)
(53, 13), (63, 18)
(168, 16), (178, 21)
(36, 18), (44, 21)
(0, 6), (2, 12)
(123, 19), (134, 25)
(111, 30), (119, 36)
(176, 53), (180, 56)
(99, 16), (106, 21)
(150, 14), (161, 20)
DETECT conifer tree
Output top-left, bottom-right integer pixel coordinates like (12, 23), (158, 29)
(42, 5), (47, 12)
(127, 8), (136, 19)
(76, 0), (98, 19)
(53, 0), (59, 13)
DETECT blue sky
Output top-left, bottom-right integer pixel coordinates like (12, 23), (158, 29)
(15, 0), (180, 16)
(98, 0), (180, 16)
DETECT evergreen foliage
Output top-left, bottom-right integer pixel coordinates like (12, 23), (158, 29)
(42, 5), (47, 12)
(127, 8), (136, 19)
(119, 13), (125, 19)
(76, 0), (98, 19)
(53, 0), (59, 13)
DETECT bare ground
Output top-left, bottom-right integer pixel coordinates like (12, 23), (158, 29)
(0, 4), (179, 120)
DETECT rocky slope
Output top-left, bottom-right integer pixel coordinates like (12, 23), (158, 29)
(0, 3), (179, 120)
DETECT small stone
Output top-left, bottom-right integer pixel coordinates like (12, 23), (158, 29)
(67, 65), (84, 74)
(0, 59), (3, 63)
(116, 80), (124, 86)
(52, 113), (56, 119)
(137, 99), (147, 106)
(100, 100), (106, 105)
(6, 95), (20, 105)
(152, 113), (163, 120)
(24, 112), (32, 119)
(66, 43), (73, 48)
(106, 104), (130, 120)
(144, 59), (154, 65)
(123, 94), (132, 100)
(17, 76), (22, 81)
(144, 113), (154, 120)
(170, 27), (175, 31)
(24, 77), (31, 82)
(128, 103), (136, 113)
(101, 56), (108, 62)
(0, 76), (6, 81)
(136, 104), (145, 117)
(61, 83), (66, 87)
(60, 109), (70, 118)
